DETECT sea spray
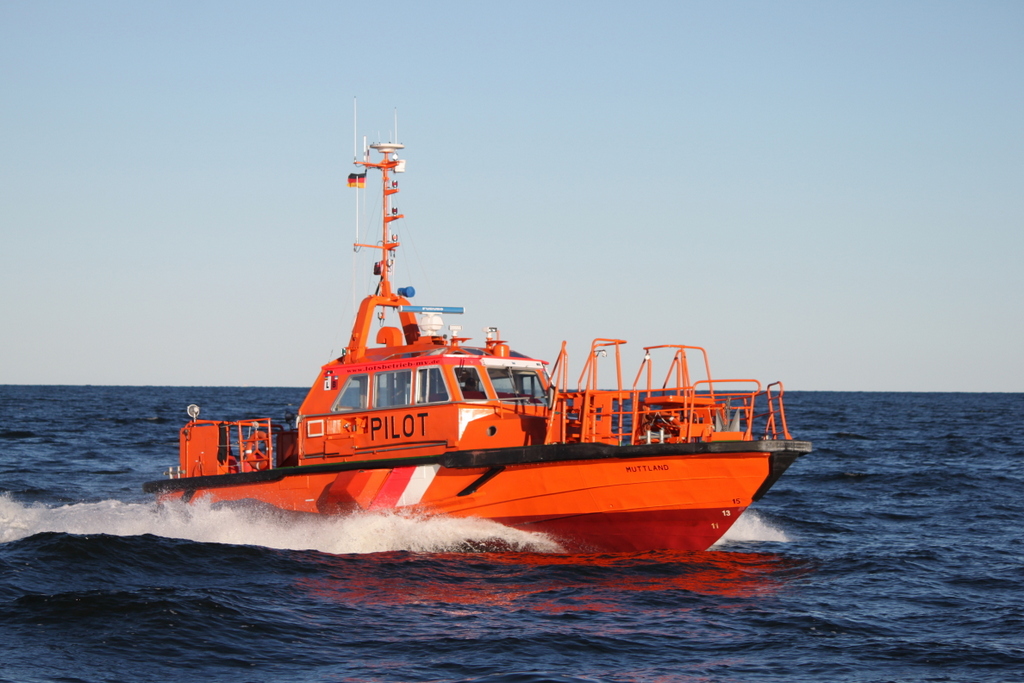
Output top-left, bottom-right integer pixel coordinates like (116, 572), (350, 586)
(0, 494), (562, 554)
(714, 509), (791, 545)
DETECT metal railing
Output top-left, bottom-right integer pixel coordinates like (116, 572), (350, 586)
(177, 417), (281, 477)
(545, 340), (792, 445)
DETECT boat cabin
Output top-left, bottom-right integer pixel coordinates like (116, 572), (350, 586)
(292, 340), (552, 465)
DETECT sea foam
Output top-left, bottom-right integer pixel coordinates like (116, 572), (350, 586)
(715, 509), (791, 545)
(0, 494), (561, 554)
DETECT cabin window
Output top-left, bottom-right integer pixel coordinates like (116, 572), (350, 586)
(332, 374), (369, 412)
(416, 366), (450, 404)
(486, 367), (547, 404)
(454, 366), (489, 400)
(375, 370), (413, 408)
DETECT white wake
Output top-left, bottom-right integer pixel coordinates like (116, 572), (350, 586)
(0, 494), (562, 554)
(714, 509), (791, 545)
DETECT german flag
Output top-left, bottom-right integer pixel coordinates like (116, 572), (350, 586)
(347, 173), (366, 188)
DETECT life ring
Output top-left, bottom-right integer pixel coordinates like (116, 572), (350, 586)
(241, 430), (271, 471)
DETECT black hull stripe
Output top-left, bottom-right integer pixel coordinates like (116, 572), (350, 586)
(143, 439), (812, 495)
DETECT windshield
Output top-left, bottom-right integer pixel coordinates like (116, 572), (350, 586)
(486, 367), (547, 404)
(454, 366), (490, 400)
(332, 374), (369, 411)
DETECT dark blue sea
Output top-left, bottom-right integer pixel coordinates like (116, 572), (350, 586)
(1, 387), (1022, 683)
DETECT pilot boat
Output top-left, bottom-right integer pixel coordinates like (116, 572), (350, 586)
(144, 140), (811, 552)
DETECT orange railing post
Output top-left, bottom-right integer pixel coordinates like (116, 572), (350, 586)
(546, 342), (570, 443)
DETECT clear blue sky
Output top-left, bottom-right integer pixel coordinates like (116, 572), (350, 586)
(1, 1), (1021, 391)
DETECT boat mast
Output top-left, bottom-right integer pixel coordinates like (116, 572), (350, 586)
(343, 141), (417, 362)
(353, 142), (404, 297)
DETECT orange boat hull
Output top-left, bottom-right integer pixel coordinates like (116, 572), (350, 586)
(150, 445), (801, 552)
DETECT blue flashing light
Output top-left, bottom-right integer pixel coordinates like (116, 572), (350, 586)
(399, 306), (465, 314)
(397, 286), (416, 298)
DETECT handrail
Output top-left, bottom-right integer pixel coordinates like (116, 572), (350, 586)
(545, 342), (569, 442)
(763, 382), (791, 440)
(631, 345), (713, 393)
(577, 339), (626, 392)
(548, 340), (569, 393)
(547, 338), (793, 446)
(182, 417), (277, 474)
